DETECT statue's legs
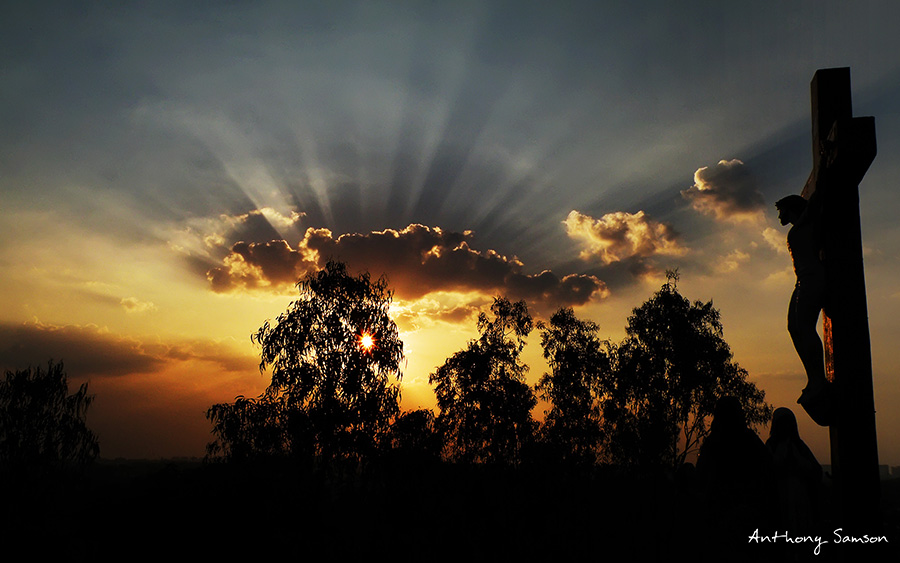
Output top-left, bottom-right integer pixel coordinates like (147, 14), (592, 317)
(788, 281), (826, 386)
(788, 279), (833, 425)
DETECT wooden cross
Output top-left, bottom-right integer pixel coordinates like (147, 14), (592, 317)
(799, 67), (880, 531)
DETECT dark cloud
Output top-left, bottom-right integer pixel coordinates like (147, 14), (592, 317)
(208, 238), (316, 292)
(681, 159), (765, 223)
(160, 340), (259, 374)
(0, 322), (164, 378)
(207, 224), (608, 309)
(0, 321), (256, 379)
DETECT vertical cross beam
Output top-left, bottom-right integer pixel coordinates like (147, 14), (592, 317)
(800, 67), (880, 532)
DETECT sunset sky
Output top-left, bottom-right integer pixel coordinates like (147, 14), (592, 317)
(3, 1), (900, 464)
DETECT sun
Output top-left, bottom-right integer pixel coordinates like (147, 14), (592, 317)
(359, 332), (375, 351)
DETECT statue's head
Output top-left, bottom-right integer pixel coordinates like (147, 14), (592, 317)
(775, 195), (807, 226)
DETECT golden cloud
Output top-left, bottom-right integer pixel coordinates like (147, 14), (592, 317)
(564, 210), (686, 264)
(120, 297), (158, 314)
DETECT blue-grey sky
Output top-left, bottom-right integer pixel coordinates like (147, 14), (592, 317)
(2, 1), (899, 461)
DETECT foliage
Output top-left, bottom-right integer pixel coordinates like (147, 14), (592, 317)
(206, 394), (290, 462)
(600, 272), (771, 469)
(384, 409), (443, 463)
(430, 297), (537, 465)
(207, 260), (404, 464)
(206, 262), (770, 475)
(536, 307), (610, 465)
(0, 360), (99, 476)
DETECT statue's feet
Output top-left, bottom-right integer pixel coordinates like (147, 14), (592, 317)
(797, 381), (834, 426)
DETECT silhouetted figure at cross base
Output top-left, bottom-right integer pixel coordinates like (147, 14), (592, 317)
(696, 396), (775, 561)
(776, 192), (834, 426)
(766, 407), (823, 537)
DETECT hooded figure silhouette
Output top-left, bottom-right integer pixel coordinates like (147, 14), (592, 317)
(766, 407), (823, 534)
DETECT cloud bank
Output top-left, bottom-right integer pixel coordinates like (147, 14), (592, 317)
(0, 321), (256, 379)
(206, 224), (608, 309)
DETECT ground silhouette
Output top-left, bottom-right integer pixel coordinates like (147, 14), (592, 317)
(4, 266), (898, 559)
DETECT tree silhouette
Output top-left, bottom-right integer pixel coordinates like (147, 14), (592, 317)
(0, 360), (99, 477)
(430, 297), (536, 465)
(536, 307), (609, 465)
(385, 409), (443, 465)
(601, 272), (771, 469)
(207, 260), (404, 465)
(206, 393), (289, 462)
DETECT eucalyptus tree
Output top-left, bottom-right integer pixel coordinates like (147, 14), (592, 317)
(536, 307), (610, 465)
(207, 260), (404, 465)
(430, 297), (536, 465)
(0, 360), (99, 476)
(601, 272), (771, 469)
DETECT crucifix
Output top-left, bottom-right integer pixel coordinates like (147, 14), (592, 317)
(783, 67), (880, 531)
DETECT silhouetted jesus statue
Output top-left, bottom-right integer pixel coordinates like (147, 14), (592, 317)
(776, 192), (833, 426)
